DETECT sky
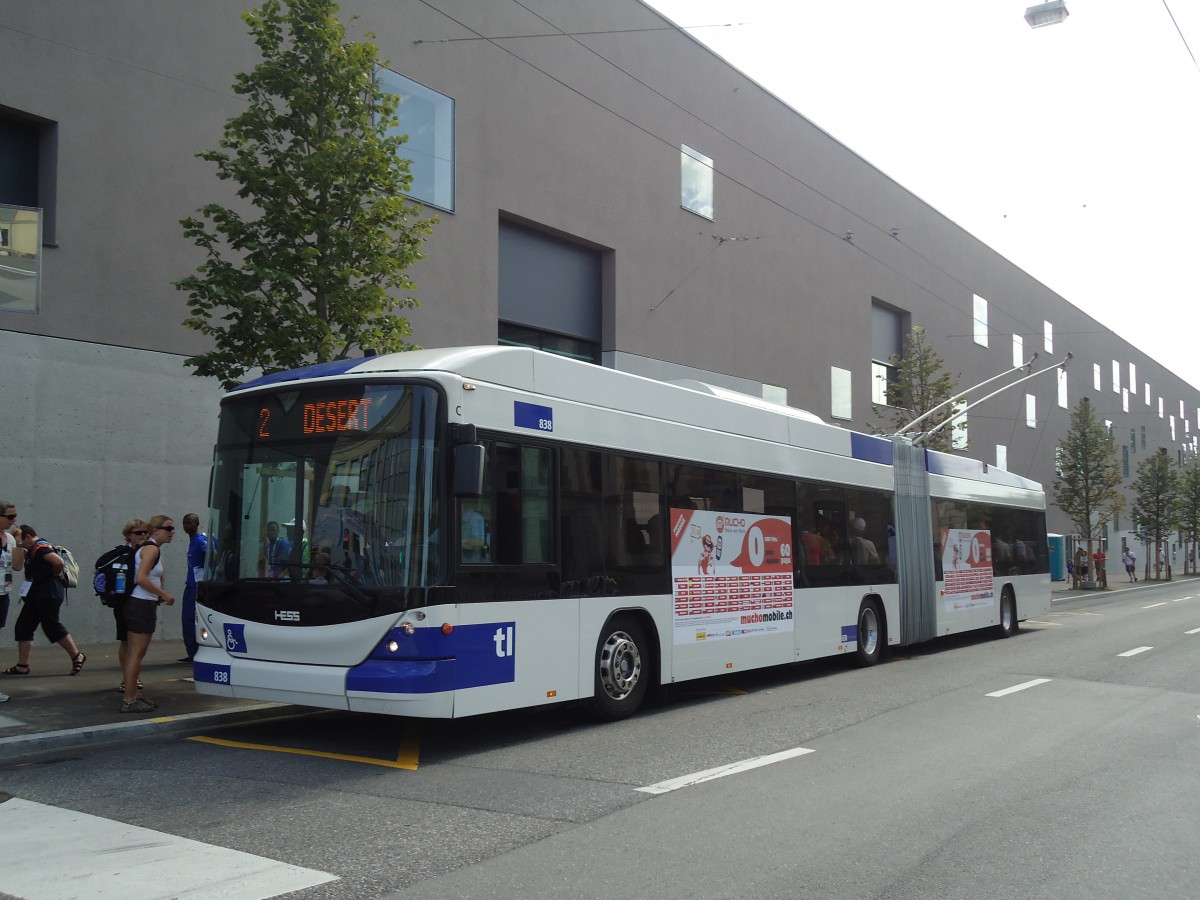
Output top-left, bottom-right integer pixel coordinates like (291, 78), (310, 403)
(643, 0), (1200, 390)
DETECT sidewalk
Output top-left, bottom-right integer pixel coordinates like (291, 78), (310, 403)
(1050, 570), (1200, 600)
(0, 637), (297, 762)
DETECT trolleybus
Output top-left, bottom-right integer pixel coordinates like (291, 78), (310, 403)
(194, 346), (1050, 719)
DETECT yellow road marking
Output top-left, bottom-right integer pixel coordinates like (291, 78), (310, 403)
(188, 734), (420, 770)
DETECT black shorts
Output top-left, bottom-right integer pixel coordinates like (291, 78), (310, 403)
(120, 596), (159, 635)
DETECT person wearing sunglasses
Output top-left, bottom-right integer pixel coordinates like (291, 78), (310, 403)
(0, 502), (21, 638)
(120, 515), (175, 713)
(0, 502), (19, 703)
(111, 519), (150, 694)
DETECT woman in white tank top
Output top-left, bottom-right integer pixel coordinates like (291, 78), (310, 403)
(121, 515), (176, 713)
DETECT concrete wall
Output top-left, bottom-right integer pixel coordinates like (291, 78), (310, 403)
(1, 331), (220, 643)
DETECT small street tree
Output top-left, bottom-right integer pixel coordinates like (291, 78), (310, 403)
(177, 0), (436, 389)
(1133, 448), (1185, 579)
(1176, 454), (1200, 575)
(872, 325), (964, 453)
(1052, 397), (1124, 580)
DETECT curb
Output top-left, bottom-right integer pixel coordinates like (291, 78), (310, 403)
(0, 702), (309, 764)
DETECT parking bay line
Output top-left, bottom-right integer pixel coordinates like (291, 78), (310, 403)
(986, 678), (1052, 698)
(638, 746), (816, 795)
(189, 734), (421, 769)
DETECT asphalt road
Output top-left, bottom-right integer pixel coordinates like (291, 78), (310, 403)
(2, 580), (1198, 900)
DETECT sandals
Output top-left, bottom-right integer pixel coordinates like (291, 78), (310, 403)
(1, 664), (30, 676)
(119, 696), (157, 714)
(117, 679), (144, 692)
(70, 652), (87, 676)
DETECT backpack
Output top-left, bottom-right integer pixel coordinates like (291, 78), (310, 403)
(55, 545), (81, 590)
(29, 539), (80, 591)
(93, 544), (136, 607)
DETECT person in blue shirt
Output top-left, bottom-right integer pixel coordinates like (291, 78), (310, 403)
(259, 521), (293, 579)
(179, 513), (207, 663)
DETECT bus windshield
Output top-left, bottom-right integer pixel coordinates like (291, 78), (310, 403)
(207, 382), (443, 591)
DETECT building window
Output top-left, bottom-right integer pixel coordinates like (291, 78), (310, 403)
(1026, 394), (1036, 428)
(1122, 444), (1130, 477)
(0, 107), (55, 245)
(498, 221), (601, 363)
(1122, 389), (1129, 413)
(1093, 364), (1102, 391)
(1171, 417), (1177, 441)
(1181, 400), (1187, 420)
(1058, 369), (1068, 409)
(1145, 384), (1151, 406)
(681, 145), (714, 219)
(831, 366), (852, 420)
(0, 205), (41, 313)
(1112, 360), (1120, 393)
(996, 444), (1007, 471)
(972, 294), (988, 347)
(871, 302), (904, 406)
(1130, 428), (1135, 453)
(376, 69), (455, 211)
(1141, 425), (1146, 449)
(1129, 362), (1137, 393)
(1044, 320), (1053, 353)
(1159, 397), (1164, 418)
(1012, 334), (1023, 368)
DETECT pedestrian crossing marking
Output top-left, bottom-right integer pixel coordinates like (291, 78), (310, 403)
(0, 797), (337, 899)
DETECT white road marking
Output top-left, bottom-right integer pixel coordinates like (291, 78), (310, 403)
(1185, 627), (1200, 635)
(1143, 602), (1167, 609)
(638, 746), (815, 795)
(0, 798), (337, 900)
(986, 678), (1052, 698)
(1022, 619), (1065, 626)
(1118, 646), (1154, 657)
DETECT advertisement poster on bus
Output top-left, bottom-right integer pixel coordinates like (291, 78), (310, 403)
(941, 527), (994, 611)
(669, 508), (795, 645)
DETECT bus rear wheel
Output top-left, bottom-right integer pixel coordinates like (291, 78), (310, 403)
(854, 600), (884, 667)
(997, 590), (1018, 638)
(591, 615), (648, 721)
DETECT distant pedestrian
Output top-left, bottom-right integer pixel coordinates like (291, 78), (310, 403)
(1093, 547), (1107, 589)
(1, 525), (86, 677)
(1122, 547), (1137, 582)
(180, 513), (207, 663)
(121, 515), (175, 713)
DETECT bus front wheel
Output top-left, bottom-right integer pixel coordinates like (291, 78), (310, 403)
(591, 615), (649, 721)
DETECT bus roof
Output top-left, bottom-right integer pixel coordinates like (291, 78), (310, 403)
(234, 346), (1042, 493)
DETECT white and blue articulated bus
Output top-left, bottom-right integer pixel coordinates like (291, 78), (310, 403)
(194, 346), (1050, 720)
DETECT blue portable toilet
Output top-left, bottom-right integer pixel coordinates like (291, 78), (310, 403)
(1047, 534), (1065, 582)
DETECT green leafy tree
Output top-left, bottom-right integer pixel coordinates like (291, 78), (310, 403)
(1176, 454), (1200, 575)
(872, 326), (964, 453)
(1052, 397), (1124, 570)
(1132, 448), (1181, 579)
(176, 0), (436, 389)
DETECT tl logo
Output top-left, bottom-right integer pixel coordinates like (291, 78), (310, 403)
(493, 625), (515, 658)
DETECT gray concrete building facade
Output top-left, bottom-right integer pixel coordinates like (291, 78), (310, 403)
(2, 0), (1195, 642)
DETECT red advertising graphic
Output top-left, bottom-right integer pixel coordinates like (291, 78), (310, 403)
(671, 509), (795, 645)
(941, 528), (995, 611)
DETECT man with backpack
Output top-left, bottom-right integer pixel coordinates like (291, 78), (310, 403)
(0, 524), (86, 677)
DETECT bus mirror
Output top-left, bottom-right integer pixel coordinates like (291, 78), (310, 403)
(453, 443), (485, 497)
